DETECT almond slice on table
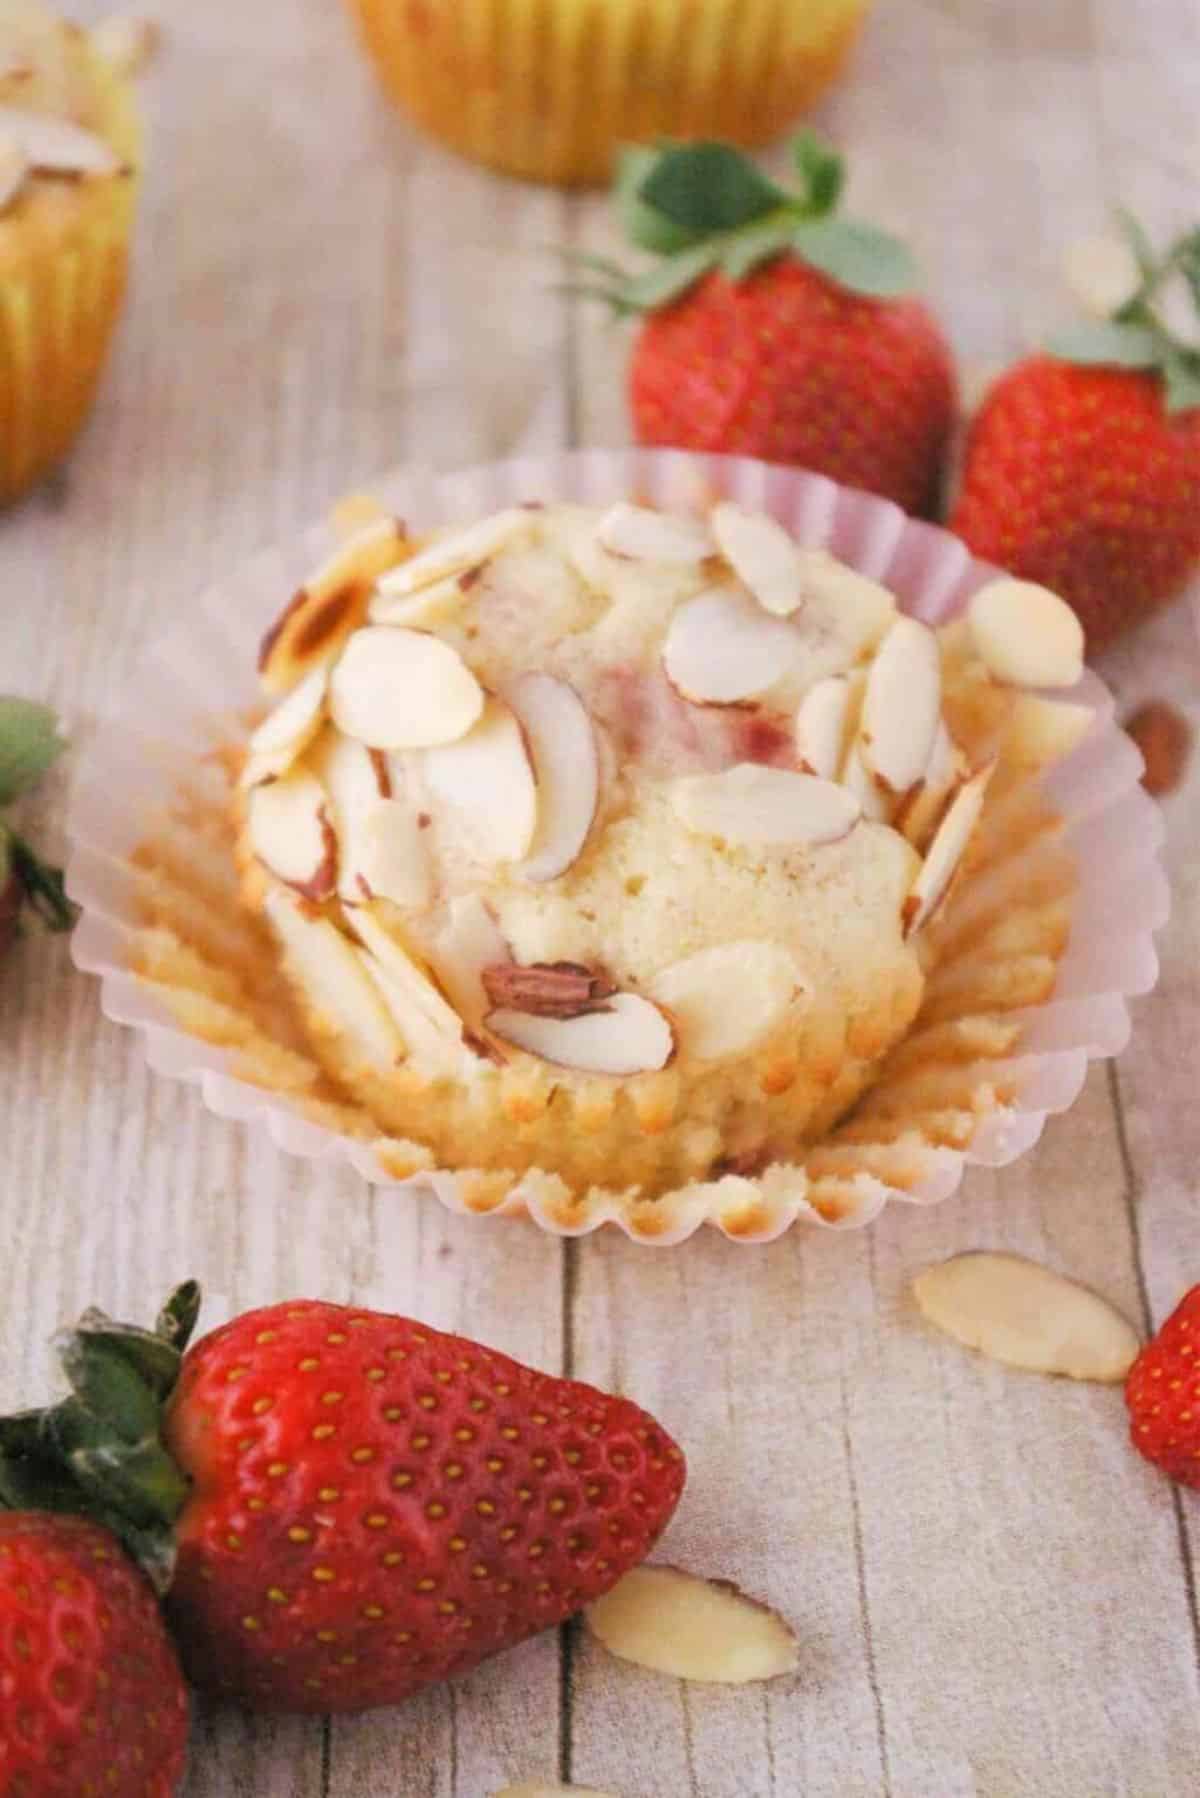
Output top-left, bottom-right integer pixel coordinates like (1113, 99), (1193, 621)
(902, 761), (993, 938)
(427, 895), (511, 1034)
(351, 906), (469, 1069)
(710, 502), (806, 616)
(368, 570), (475, 630)
(507, 673), (600, 882)
(374, 509), (529, 599)
(263, 890), (404, 1068)
(91, 14), (160, 77)
(912, 1252), (1140, 1381)
(423, 697), (538, 863)
(671, 764), (861, 848)
(0, 132), (28, 210)
(240, 666), (329, 789)
(662, 587), (800, 705)
(247, 768), (337, 900)
(586, 1566), (798, 1684)
(329, 626), (484, 750)
(0, 105), (121, 175)
(859, 615), (942, 794)
(968, 579), (1084, 689)
(594, 502), (713, 564)
(486, 992), (674, 1076)
(259, 518), (407, 695)
(794, 675), (853, 779)
(648, 941), (803, 1060)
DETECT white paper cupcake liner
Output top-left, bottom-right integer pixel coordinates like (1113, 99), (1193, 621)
(66, 451), (1168, 1244)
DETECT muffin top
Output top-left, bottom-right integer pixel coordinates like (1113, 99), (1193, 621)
(241, 498), (1086, 1090)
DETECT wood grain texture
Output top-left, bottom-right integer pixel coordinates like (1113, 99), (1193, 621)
(0, 0), (1197, 1793)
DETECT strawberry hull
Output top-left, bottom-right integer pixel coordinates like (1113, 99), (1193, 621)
(164, 1301), (686, 1713)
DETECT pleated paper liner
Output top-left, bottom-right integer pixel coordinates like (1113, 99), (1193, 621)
(66, 451), (1167, 1244)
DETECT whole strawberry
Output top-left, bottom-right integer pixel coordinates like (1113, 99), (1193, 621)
(1125, 1283), (1200, 1489)
(580, 136), (956, 517)
(951, 219), (1200, 649)
(0, 1515), (188, 1795)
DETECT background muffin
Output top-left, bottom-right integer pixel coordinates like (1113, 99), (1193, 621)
(342, 0), (871, 186)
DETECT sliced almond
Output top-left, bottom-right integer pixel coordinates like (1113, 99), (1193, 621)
(0, 131), (28, 210)
(240, 666), (328, 789)
(308, 731), (411, 905)
(486, 992), (674, 1076)
(427, 895), (511, 1034)
(594, 502), (712, 565)
(91, 14), (160, 77)
(351, 906), (467, 1070)
(247, 769), (337, 900)
(894, 720), (966, 850)
(902, 761), (993, 938)
(839, 742), (893, 824)
(671, 764), (861, 849)
(1061, 234), (1141, 319)
(329, 626), (484, 750)
(423, 696), (537, 863)
(368, 571), (474, 630)
(648, 942), (802, 1061)
(710, 503), (806, 617)
(374, 509), (528, 599)
(795, 551), (896, 662)
(794, 675), (852, 779)
(913, 1252), (1140, 1382)
(0, 105), (121, 175)
(507, 673), (600, 882)
(586, 1566), (798, 1685)
(259, 518), (407, 695)
(860, 616), (942, 794)
(968, 578), (1085, 690)
(662, 587), (799, 705)
(482, 961), (616, 1020)
(263, 890), (404, 1068)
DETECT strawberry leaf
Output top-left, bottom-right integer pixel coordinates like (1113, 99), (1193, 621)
(620, 242), (723, 312)
(7, 834), (74, 932)
(1115, 207), (1158, 288)
(616, 146), (708, 254)
(790, 216), (918, 297)
(639, 141), (787, 235)
(1163, 349), (1200, 415)
(1047, 320), (1163, 368)
(791, 131), (844, 216)
(720, 215), (796, 282)
(0, 697), (67, 805)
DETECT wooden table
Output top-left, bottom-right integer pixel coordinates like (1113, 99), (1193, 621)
(3, 2), (1199, 1792)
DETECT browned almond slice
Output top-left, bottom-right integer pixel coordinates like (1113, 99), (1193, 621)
(330, 626), (484, 750)
(263, 890), (404, 1067)
(671, 764), (861, 848)
(894, 719), (965, 849)
(351, 907), (468, 1071)
(423, 697), (538, 862)
(0, 132), (28, 209)
(91, 14), (160, 76)
(368, 570), (474, 630)
(427, 895), (511, 1033)
(710, 502), (805, 616)
(859, 615), (942, 794)
(595, 502), (712, 564)
(259, 518), (407, 695)
(968, 578), (1085, 689)
(486, 992), (674, 1075)
(0, 105), (121, 174)
(913, 1253), (1140, 1381)
(902, 761), (993, 937)
(794, 675), (852, 779)
(247, 769), (337, 900)
(495, 1786), (619, 1798)
(374, 509), (528, 598)
(240, 666), (328, 789)
(507, 673), (600, 882)
(648, 941), (802, 1060)
(662, 587), (799, 704)
(586, 1567), (799, 1684)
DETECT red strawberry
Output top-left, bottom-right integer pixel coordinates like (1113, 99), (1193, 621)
(0, 1286), (685, 1717)
(0, 1512), (189, 1796)
(951, 221), (1200, 649)
(1125, 1283), (1200, 1489)
(579, 136), (955, 517)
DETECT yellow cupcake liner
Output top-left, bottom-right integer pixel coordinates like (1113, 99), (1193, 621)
(344, 0), (870, 185)
(0, 47), (140, 504)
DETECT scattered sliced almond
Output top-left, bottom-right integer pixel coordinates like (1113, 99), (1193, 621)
(240, 666), (328, 789)
(797, 550), (896, 653)
(247, 768), (337, 900)
(839, 742), (893, 823)
(91, 14), (160, 77)
(259, 518), (407, 694)
(648, 941), (802, 1060)
(309, 730), (424, 906)
(902, 761), (993, 938)
(968, 579), (1084, 690)
(912, 1252), (1140, 1382)
(374, 509), (528, 599)
(368, 570), (474, 630)
(507, 673), (600, 882)
(351, 907), (468, 1069)
(860, 615), (942, 794)
(595, 502), (712, 564)
(794, 675), (852, 779)
(662, 587), (799, 705)
(330, 626), (484, 750)
(423, 696), (538, 863)
(586, 1567), (798, 1685)
(495, 1786), (619, 1798)
(1061, 233), (1141, 319)
(671, 764), (861, 849)
(263, 891), (404, 1067)
(427, 895), (511, 1034)
(0, 105), (121, 175)
(711, 503), (805, 617)
(0, 131), (28, 210)
(894, 720), (965, 850)
(486, 992), (674, 1076)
